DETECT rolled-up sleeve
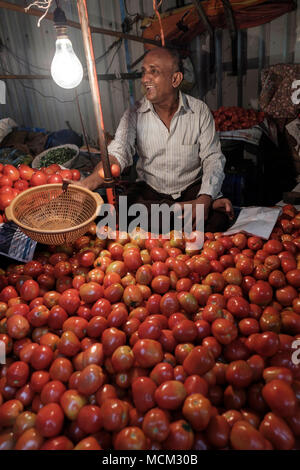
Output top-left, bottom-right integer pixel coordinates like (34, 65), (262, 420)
(107, 108), (137, 173)
(197, 105), (226, 199)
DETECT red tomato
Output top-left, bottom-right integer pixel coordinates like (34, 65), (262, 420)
(3, 165), (19, 182)
(47, 174), (63, 184)
(0, 192), (14, 210)
(18, 165), (34, 181)
(30, 171), (47, 186)
(0, 175), (13, 187)
(71, 169), (81, 181)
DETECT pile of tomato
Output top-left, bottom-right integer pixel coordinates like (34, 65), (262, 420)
(212, 107), (265, 132)
(0, 203), (299, 450)
(0, 164), (81, 221)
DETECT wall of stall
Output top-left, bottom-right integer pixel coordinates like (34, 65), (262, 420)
(0, 0), (299, 143)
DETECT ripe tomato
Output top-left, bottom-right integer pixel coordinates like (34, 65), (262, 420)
(142, 407), (170, 442)
(154, 380), (186, 410)
(99, 398), (128, 432)
(163, 419), (194, 450)
(35, 403), (64, 438)
(262, 379), (296, 417)
(132, 376), (157, 413)
(132, 339), (163, 368)
(230, 420), (266, 450)
(259, 412), (295, 450)
(30, 171), (47, 186)
(18, 164), (34, 181)
(3, 165), (19, 182)
(182, 393), (212, 431)
(71, 169), (81, 181)
(114, 426), (147, 450)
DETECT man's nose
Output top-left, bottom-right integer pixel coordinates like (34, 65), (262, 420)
(141, 70), (150, 83)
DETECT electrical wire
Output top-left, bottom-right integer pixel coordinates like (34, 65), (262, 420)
(105, 40), (123, 73)
(1, 44), (49, 72)
(1, 38), (122, 75)
(95, 38), (122, 66)
(21, 83), (91, 103)
(0, 63), (91, 103)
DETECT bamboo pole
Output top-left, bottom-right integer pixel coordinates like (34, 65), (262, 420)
(77, 0), (112, 184)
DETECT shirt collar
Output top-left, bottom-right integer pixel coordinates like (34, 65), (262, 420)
(137, 91), (193, 114)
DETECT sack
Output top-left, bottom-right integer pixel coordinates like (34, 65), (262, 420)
(0, 118), (17, 144)
(46, 129), (83, 149)
(259, 64), (300, 118)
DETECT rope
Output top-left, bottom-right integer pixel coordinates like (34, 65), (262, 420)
(25, 0), (53, 27)
(153, 0), (165, 47)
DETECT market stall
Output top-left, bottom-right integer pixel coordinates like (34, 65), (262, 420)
(0, 0), (299, 455)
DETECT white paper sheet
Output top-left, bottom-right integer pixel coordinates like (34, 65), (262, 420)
(0, 81), (6, 104)
(224, 206), (281, 239)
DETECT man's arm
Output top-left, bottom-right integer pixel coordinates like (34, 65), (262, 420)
(79, 154), (121, 191)
(78, 107), (137, 191)
(197, 104), (226, 200)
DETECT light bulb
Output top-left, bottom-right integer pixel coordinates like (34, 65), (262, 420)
(51, 37), (83, 89)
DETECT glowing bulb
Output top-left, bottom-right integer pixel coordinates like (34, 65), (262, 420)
(51, 37), (83, 89)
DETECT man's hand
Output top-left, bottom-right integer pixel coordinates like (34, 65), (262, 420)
(212, 198), (234, 220)
(177, 194), (212, 231)
(67, 154), (121, 191)
(196, 194), (212, 221)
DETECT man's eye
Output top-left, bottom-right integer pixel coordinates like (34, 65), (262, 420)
(141, 69), (160, 76)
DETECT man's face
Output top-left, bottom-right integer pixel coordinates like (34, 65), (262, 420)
(141, 51), (178, 104)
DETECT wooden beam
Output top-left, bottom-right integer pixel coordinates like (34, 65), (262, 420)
(0, 72), (142, 80)
(0, 0), (178, 48)
(192, 0), (214, 37)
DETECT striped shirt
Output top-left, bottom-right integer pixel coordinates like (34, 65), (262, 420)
(107, 91), (225, 199)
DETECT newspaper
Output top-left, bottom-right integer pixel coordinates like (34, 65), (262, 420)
(218, 119), (278, 147)
(224, 206), (281, 240)
(0, 222), (36, 262)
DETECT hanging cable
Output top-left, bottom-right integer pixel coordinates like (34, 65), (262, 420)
(25, 0), (54, 27)
(153, 0), (165, 47)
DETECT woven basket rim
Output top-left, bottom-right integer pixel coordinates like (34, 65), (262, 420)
(8, 183), (103, 235)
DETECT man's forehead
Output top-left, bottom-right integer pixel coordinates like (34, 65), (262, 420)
(142, 51), (173, 68)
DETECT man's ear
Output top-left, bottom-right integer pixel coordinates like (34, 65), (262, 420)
(172, 71), (183, 89)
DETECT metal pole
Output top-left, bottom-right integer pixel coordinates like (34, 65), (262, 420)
(119, 0), (135, 106)
(283, 14), (289, 63)
(258, 25), (265, 97)
(75, 89), (91, 157)
(237, 29), (243, 108)
(77, 0), (113, 184)
(215, 29), (222, 109)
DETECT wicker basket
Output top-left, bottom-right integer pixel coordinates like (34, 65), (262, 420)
(5, 184), (104, 245)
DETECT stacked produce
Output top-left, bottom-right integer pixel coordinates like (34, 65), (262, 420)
(212, 107), (265, 131)
(0, 204), (299, 450)
(0, 164), (81, 221)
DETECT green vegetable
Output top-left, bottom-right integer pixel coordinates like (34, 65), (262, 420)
(39, 147), (76, 167)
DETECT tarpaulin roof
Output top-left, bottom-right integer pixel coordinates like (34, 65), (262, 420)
(142, 0), (296, 48)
